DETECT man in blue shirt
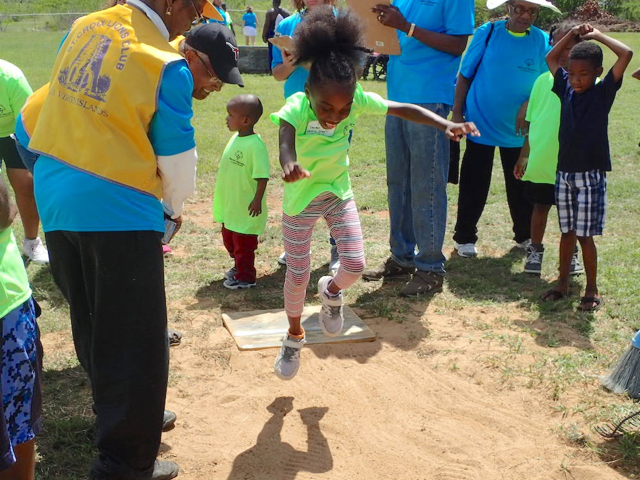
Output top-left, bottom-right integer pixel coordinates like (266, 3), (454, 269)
(362, 0), (475, 297)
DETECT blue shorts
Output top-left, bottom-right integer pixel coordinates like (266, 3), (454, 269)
(555, 170), (607, 237)
(0, 298), (41, 471)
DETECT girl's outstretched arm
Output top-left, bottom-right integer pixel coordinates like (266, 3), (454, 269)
(386, 101), (480, 142)
(279, 120), (310, 182)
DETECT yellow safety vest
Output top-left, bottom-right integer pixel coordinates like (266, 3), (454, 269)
(26, 4), (185, 199)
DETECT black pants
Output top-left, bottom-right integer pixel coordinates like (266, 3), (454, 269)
(453, 139), (532, 245)
(46, 231), (168, 476)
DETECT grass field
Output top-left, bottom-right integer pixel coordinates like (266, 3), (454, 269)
(0, 29), (639, 479)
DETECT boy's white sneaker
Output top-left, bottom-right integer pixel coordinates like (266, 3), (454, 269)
(274, 332), (306, 380)
(23, 237), (49, 264)
(454, 242), (478, 258)
(277, 252), (287, 266)
(515, 239), (532, 250)
(317, 276), (344, 337)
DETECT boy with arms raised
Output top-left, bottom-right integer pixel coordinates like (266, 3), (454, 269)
(544, 24), (632, 311)
(213, 95), (270, 290)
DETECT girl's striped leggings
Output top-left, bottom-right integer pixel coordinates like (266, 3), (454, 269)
(282, 192), (366, 318)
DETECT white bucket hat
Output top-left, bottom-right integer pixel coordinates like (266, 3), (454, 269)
(487, 0), (562, 13)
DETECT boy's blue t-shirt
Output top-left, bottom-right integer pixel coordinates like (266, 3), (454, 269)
(460, 21), (550, 148)
(23, 61), (195, 233)
(552, 67), (621, 173)
(387, 0), (475, 106)
(242, 12), (257, 28)
(271, 12), (308, 99)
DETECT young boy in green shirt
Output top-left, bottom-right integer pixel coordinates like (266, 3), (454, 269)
(514, 22), (583, 276)
(213, 95), (270, 289)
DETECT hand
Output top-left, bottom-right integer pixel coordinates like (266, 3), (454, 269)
(571, 24), (594, 38)
(515, 102), (528, 137)
(282, 162), (311, 183)
(282, 49), (296, 69)
(371, 4), (409, 32)
(248, 198), (263, 217)
(513, 157), (528, 180)
(171, 215), (182, 241)
(580, 26), (602, 41)
(445, 121), (480, 142)
(451, 111), (465, 124)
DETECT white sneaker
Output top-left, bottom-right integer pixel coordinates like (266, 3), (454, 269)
(454, 242), (478, 258)
(317, 276), (344, 337)
(274, 332), (306, 380)
(329, 244), (340, 276)
(23, 237), (49, 264)
(277, 252), (287, 266)
(515, 239), (532, 250)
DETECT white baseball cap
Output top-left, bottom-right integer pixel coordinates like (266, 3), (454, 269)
(487, 0), (562, 13)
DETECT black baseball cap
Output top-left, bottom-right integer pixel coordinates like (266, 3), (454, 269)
(185, 24), (244, 87)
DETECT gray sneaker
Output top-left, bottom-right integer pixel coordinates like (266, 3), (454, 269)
(318, 276), (344, 337)
(524, 245), (544, 275)
(223, 278), (256, 290)
(329, 244), (340, 275)
(570, 247), (584, 275)
(362, 256), (415, 281)
(274, 333), (306, 380)
(224, 266), (237, 280)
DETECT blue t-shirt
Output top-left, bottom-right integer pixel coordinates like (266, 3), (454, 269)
(460, 21), (549, 148)
(20, 61), (195, 233)
(386, 0), (474, 105)
(271, 12), (309, 99)
(242, 12), (257, 28)
(552, 67), (620, 173)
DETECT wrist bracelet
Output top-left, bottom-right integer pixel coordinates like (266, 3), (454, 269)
(407, 23), (416, 38)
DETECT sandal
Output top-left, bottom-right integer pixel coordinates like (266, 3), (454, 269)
(578, 296), (602, 312)
(542, 289), (567, 301)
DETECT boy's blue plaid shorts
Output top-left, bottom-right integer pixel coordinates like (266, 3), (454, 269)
(0, 298), (41, 471)
(555, 170), (607, 237)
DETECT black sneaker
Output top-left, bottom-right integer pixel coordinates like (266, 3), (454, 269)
(361, 257), (415, 281)
(524, 244), (544, 275)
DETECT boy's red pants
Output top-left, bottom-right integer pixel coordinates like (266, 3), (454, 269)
(222, 225), (258, 283)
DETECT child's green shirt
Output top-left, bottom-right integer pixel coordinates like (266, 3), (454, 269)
(213, 133), (270, 235)
(271, 83), (388, 216)
(522, 72), (559, 185)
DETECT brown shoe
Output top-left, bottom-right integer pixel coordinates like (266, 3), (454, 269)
(400, 271), (444, 297)
(362, 257), (416, 281)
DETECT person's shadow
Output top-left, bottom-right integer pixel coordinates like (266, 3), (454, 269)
(227, 397), (332, 480)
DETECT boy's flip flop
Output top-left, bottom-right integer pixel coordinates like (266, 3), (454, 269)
(578, 296), (603, 312)
(542, 289), (567, 301)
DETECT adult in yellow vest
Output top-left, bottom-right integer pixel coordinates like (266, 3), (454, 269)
(17, 1), (242, 479)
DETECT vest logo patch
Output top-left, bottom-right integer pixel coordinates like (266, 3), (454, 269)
(59, 35), (112, 102)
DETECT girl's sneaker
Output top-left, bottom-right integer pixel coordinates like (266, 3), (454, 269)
(224, 266), (237, 280)
(223, 278), (256, 290)
(317, 276), (344, 337)
(274, 332), (306, 380)
(569, 248), (584, 275)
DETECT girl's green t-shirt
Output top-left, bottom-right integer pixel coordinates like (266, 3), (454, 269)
(271, 84), (388, 216)
(0, 59), (33, 138)
(0, 228), (32, 319)
(522, 72), (559, 185)
(212, 133), (271, 235)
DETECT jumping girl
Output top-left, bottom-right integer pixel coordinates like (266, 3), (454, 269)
(271, 6), (480, 380)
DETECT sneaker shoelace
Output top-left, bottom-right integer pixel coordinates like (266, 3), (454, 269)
(527, 250), (542, 265)
(322, 303), (341, 318)
(282, 344), (301, 362)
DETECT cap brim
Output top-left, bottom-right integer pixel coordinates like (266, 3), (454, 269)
(486, 0), (561, 13)
(203, 1), (224, 21)
(219, 66), (244, 87)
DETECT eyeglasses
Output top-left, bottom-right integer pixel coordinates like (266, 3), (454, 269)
(189, 0), (205, 23)
(508, 3), (540, 16)
(196, 53), (225, 88)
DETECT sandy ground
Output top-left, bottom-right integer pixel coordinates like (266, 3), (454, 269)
(109, 303), (628, 480)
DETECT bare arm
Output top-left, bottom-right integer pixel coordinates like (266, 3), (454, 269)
(386, 101), (480, 141)
(547, 25), (581, 75)
(633, 68), (640, 80)
(0, 176), (17, 231)
(278, 121), (310, 182)
(372, 4), (469, 56)
(272, 57), (295, 81)
(583, 29), (633, 82)
(452, 73), (472, 123)
(248, 178), (269, 217)
(513, 135), (530, 180)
